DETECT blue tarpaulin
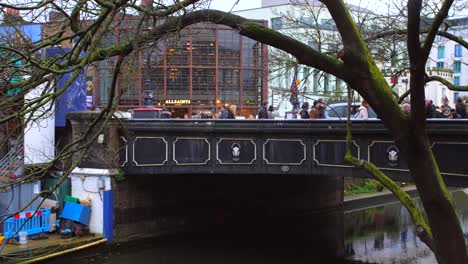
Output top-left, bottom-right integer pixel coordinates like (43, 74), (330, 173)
(45, 48), (87, 127)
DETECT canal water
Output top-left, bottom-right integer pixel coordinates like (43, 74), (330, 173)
(47, 190), (468, 264)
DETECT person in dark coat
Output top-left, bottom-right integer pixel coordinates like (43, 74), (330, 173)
(455, 97), (467, 118)
(257, 100), (269, 119)
(425, 98), (437, 118)
(219, 105), (229, 119)
(299, 102), (310, 119)
(267, 105), (274, 119)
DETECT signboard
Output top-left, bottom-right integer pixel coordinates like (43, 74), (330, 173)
(164, 99), (191, 105)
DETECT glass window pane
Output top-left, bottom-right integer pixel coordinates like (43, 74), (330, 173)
(192, 68), (215, 101)
(218, 30), (240, 67)
(219, 69), (240, 104)
(191, 28), (216, 66)
(166, 68), (189, 99)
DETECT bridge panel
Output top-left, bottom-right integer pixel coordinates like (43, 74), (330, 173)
(263, 139), (306, 165)
(173, 137), (210, 165)
(133, 137), (168, 166)
(216, 138), (256, 165)
(313, 140), (359, 168)
(368, 141), (409, 171)
(432, 142), (468, 176)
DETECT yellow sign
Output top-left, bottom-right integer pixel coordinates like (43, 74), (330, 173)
(164, 99), (191, 105)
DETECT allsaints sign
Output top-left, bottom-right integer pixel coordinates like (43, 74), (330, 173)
(164, 99), (191, 105)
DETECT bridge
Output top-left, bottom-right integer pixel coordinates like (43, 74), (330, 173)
(68, 112), (468, 187)
(66, 112), (468, 247)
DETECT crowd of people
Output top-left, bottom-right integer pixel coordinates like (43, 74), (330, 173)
(182, 96), (468, 120)
(423, 96), (468, 119)
(297, 99), (327, 119)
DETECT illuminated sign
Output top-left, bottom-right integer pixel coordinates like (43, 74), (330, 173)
(164, 99), (191, 105)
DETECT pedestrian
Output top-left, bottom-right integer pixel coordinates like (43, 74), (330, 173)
(465, 100), (468, 118)
(401, 103), (411, 113)
(425, 98), (436, 118)
(299, 102), (310, 119)
(455, 97), (467, 118)
(440, 96), (452, 118)
(309, 100), (321, 119)
(356, 100), (369, 120)
(317, 98), (325, 118)
(227, 104), (236, 119)
(451, 109), (461, 119)
(257, 100), (269, 119)
(267, 105), (274, 119)
(219, 105), (229, 119)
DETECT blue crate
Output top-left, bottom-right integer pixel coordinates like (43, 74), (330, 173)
(3, 208), (51, 239)
(60, 201), (91, 225)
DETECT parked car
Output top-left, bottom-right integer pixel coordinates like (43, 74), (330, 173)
(324, 103), (377, 119)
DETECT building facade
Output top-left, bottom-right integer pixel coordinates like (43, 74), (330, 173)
(428, 16), (468, 104)
(234, 0), (368, 115)
(93, 21), (268, 118)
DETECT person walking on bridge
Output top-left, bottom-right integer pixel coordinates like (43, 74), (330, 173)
(258, 100), (269, 119)
(299, 102), (310, 119)
(455, 97), (466, 118)
(356, 100), (369, 120)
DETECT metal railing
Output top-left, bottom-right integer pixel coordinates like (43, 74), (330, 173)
(0, 140), (23, 178)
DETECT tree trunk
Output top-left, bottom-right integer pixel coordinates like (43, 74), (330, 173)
(399, 132), (468, 264)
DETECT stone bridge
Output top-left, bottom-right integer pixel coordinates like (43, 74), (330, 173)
(69, 114), (468, 187)
(65, 112), (468, 247)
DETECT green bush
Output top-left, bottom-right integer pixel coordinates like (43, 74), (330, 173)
(344, 179), (384, 196)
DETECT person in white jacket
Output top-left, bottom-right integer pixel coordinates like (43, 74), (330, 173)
(356, 100), (369, 120)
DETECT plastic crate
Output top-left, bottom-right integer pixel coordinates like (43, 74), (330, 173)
(64, 195), (79, 204)
(3, 208), (51, 239)
(60, 202), (91, 225)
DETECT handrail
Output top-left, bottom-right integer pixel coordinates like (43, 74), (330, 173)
(0, 140), (23, 177)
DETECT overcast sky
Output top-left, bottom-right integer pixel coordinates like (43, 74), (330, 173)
(207, 0), (385, 12)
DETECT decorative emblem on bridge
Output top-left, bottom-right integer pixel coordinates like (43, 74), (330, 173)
(231, 143), (241, 161)
(386, 145), (399, 167)
(216, 138), (256, 165)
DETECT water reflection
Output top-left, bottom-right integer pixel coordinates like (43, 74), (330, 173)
(345, 190), (468, 263)
(45, 190), (468, 264)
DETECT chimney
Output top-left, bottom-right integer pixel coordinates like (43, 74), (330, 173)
(142, 0), (148, 6)
(6, 8), (20, 15)
(3, 7), (23, 25)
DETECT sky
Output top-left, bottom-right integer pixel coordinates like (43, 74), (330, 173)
(207, 0), (385, 12)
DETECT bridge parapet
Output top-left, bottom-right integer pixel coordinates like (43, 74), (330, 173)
(67, 112), (468, 186)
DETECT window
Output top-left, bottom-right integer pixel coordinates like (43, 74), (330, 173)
(436, 61), (444, 68)
(438, 45), (445, 59)
(454, 61), (461, 73)
(454, 76), (460, 86)
(271, 17), (283, 30)
(320, 19), (335, 30)
(455, 44), (462, 57)
(307, 41), (319, 50)
(323, 74), (330, 93)
(300, 17), (313, 27)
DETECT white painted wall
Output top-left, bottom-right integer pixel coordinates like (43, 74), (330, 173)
(24, 82), (55, 165)
(429, 23), (468, 97)
(386, 71), (455, 108)
(70, 167), (113, 234)
(234, 3), (357, 115)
